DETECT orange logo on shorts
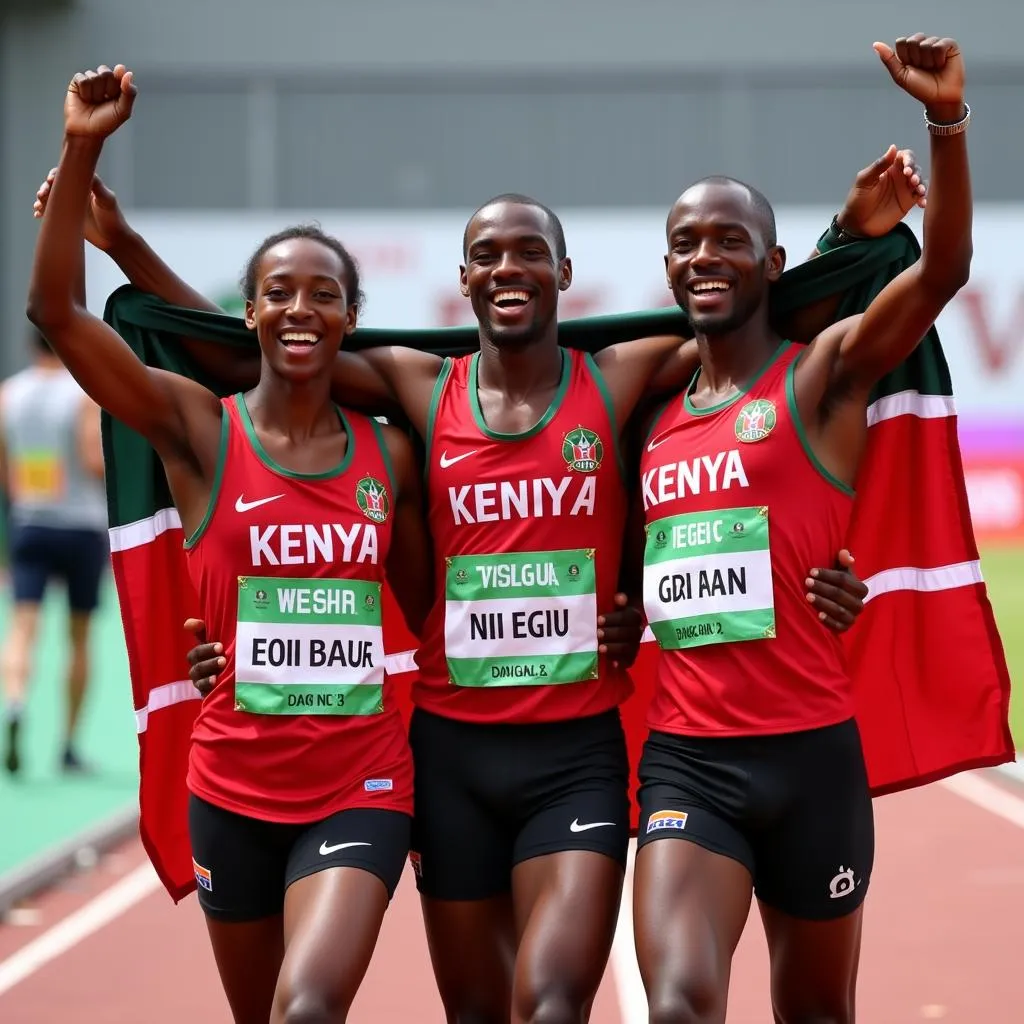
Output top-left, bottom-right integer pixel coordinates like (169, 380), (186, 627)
(192, 858), (213, 891)
(646, 810), (688, 834)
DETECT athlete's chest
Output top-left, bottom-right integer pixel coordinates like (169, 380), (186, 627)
(641, 395), (790, 516)
(214, 459), (389, 575)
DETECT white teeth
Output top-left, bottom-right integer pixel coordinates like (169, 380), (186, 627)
(492, 289), (530, 305)
(280, 332), (318, 343)
(691, 281), (730, 293)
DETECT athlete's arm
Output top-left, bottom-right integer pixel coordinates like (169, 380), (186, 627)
(26, 67), (221, 469)
(592, 335), (699, 432)
(779, 146), (929, 344)
(802, 38), (971, 407)
(32, 165), (442, 426)
(380, 425), (433, 638)
(77, 395), (105, 481)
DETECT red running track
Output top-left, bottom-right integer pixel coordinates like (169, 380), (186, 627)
(1, 769), (1022, 1022)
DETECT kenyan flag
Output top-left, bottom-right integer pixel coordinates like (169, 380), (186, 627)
(101, 224), (1013, 899)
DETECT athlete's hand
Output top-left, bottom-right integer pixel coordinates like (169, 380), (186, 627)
(64, 64), (137, 139)
(33, 168), (130, 252)
(874, 35), (966, 122)
(598, 593), (645, 669)
(184, 618), (225, 698)
(836, 146), (927, 238)
(805, 549), (869, 633)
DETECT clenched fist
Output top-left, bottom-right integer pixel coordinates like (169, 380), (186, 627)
(65, 63), (137, 139)
(873, 35), (965, 121)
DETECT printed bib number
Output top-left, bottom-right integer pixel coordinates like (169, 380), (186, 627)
(234, 576), (385, 716)
(444, 549), (598, 687)
(643, 507), (775, 650)
(12, 451), (65, 502)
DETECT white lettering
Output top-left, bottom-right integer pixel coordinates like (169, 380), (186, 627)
(642, 450), (750, 508)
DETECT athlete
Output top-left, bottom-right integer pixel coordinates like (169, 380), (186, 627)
(27, 64), (432, 1024)
(631, 35), (971, 1023)
(51, 152), (922, 1022)
(1, 328), (107, 775)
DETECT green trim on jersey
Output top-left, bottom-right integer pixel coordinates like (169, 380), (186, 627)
(785, 357), (857, 498)
(369, 417), (396, 494)
(423, 358), (453, 480)
(468, 348), (570, 441)
(183, 405), (229, 550)
(235, 393), (355, 480)
(683, 341), (790, 417)
(583, 353), (627, 481)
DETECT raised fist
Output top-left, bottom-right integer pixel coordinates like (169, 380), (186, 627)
(873, 35), (965, 112)
(64, 64), (137, 139)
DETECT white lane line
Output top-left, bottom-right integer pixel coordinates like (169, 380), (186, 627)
(0, 863), (161, 997)
(610, 839), (647, 1024)
(940, 772), (1024, 830)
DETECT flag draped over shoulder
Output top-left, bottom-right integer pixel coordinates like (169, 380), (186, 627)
(101, 224), (1013, 902)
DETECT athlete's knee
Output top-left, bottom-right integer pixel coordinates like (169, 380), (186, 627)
(647, 972), (729, 1024)
(513, 978), (592, 1024)
(772, 1002), (854, 1024)
(276, 987), (350, 1024)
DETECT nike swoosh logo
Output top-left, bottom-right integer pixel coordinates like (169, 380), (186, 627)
(439, 449), (477, 469)
(319, 841), (372, 856)
(647, 435), (672, 453)
(569, 819), (615, 833)
(235, 494), (285, 513)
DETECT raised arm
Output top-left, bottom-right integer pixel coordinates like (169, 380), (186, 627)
(25, 65), (219, 461)
(33, 165), (443, 422)
(815, 36), (971, 393)
(778, 145), (929, 344)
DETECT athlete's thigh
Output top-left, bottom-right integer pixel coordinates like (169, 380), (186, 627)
(759, 902), (864, 1024)
(751, 721), (874, 1022)
(511, 709), (631, 870)
(188, 795), (292, 1022)
(409, 709), (517, 1020)
(274, 868), (391, 1023)
(634, 839), (752, 1024)
(272, 808), (409, 1021)
(409, 709), (514, 901)
(635, 731), (757, 1022)
(420, 894), (517, 1024)
(8, 524), (51, 606)
(509, 849), (624, 1024)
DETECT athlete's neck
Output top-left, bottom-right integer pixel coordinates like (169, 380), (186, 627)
(692, 310), (780, 403)
(476, 335), (563, 403)
(246, 373), (336, 443)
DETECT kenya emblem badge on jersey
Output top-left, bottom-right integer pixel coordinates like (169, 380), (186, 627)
(356, 476), (390, 523)
(562, 426), (604, 473)
(734, 400), (777, 443)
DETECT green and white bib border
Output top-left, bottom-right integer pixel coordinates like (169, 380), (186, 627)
(643, 506), (776, 650)
(356, 476), (390, 524)
(234, 575), (385, 716)
(734, 399), (777, 444)
(562, 426), (604, 474)
(444, 548), (599, 687)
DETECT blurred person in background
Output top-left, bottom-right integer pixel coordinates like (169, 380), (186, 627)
(0, 326), (108, 775)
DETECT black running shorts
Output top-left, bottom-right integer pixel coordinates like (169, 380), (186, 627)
(637, 718), (874, 920)
(409, 707), (630, 900)
(188, 794), (411, 921)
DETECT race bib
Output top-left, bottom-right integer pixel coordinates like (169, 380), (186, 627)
(234, 576), (385, 716)
(643, 506), (776, 650)
(12, 450), (65, 502)
(444, 549), (598, 687)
